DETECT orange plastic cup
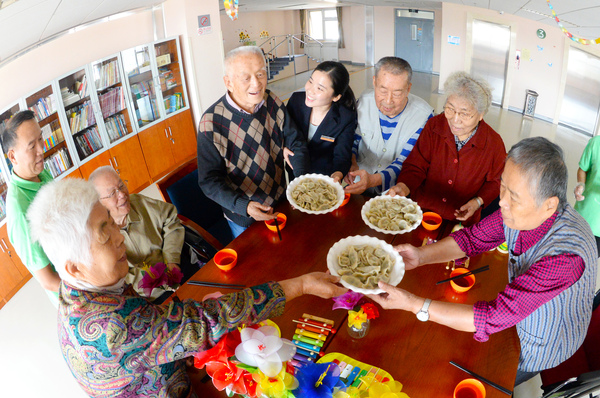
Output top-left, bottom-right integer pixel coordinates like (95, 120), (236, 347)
(264, 213), (287, 232)
(340, 193), (351, 207)
(422, 211), (442, 231)
(454, 378), (486, 398)
(450, 268), (476, 293)
(214, 248), (238, 271)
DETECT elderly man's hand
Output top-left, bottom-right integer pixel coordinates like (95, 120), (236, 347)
(331, 171), (343, 184)
(279, 272), (347, 301)
(454, 198), (480, 221)
(388, 182), (410, 197)
(344, 169), (374, 195)
(393, 243), (421, 270)
(574, 184), (585, 201)
(368, 281), (424, 312)
(247, 201), (274, 221)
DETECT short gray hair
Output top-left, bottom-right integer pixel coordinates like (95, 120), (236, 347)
(444, 71), (492, 115)
(224, 46), (266, 76)
(89, 165), (119, 186)
(27, 179), (99, 284)
(1, 110), (36, 153)
(374, 57), (413, 83)
(506, 137), (567, 211)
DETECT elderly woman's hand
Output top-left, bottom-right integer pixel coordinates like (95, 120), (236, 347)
(279, 272), (347, 301)
(389, 182), (410, 197)
(368, 281), (423, 312)
(454, 198), (480, 221)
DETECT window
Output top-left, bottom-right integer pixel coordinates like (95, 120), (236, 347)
(309, 9), (339, 41)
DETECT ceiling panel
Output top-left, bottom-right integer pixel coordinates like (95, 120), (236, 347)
(0, 0), (46, 21)
(40, 0), (105, 39)
(83, 0), (148, 22)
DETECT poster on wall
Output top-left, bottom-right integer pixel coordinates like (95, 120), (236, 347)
(447, 35), (460, 45)
(198, 14), (212, 36)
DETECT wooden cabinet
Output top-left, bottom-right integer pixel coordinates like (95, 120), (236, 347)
(79, 135), (151, 193)
(139, 109), (196, 180)
(0, 224), (31, 309)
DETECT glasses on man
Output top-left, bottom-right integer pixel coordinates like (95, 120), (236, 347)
(100, 180), (128, 200)
(444, 106), (476, 121)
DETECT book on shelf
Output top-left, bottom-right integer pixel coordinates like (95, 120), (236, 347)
(41, 119), (64, 152)
(74, 126), (103, 159)
(68, 101), (96, 134)
(29, 95), (57, 121)
(99, 86), (125, 118)
(130, 81), (154, 99)
(44, 148), (72, 178)
(96, 60), (121, 90)
(105, 113), (129, 142)
(136, 96), (158, 122)
(159, 68), (177, 91)
(61, 87), (81, 108)
(75, 74), (88, 99)
(164, 93), (184, 113)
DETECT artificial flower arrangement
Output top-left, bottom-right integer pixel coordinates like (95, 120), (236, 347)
(238, 30), (251, 43)
(332, 292), (380, 335)
(259, 30), (270, 38)
(138, 262), (183, 297)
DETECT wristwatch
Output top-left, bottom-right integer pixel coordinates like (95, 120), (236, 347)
(416, 299), (432, 322)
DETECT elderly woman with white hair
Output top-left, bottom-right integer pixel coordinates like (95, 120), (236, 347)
(27, 178), (346, 398)
(391, 71), (506, 225)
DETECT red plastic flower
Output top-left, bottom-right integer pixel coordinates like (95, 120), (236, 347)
(195, 329), (241, 369)
(361, 303), (380, 320)
(332, 291), (363, 310)
(206, 360), (245, 391)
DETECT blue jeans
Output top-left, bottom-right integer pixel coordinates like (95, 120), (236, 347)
(227, 219), (247, 239)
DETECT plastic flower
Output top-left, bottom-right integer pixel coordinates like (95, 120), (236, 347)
(235, 325), (296, 377)
(361, 303), (380, 320)
(332, 291), (363, 310)
(365, 379), (409, 398)
(194, 329), (241, 369)
(294, 362), (342, 397)
(205, 359), (245, 391)
(166, 265), (183, 285)
(138, 262), (169, 296)
(254, 366), (298, 398)
(348, 308), (368, 329)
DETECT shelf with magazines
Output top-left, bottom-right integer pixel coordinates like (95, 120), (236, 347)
(58, 68), (106, 163)
(25, 84), (76, 178)
(154, 38), (188, 116)
(91, 55), (136, 145)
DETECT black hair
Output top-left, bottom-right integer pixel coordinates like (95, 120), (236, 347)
(313, 61), (357, 113)
(1, 110), (36, 153)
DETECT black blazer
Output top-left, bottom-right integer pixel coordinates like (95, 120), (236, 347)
(286, 91), (357, 177)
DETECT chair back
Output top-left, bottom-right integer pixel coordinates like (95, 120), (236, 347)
(157, 158), (233, 247)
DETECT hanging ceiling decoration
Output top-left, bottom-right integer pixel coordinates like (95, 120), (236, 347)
(546, 0), (600, 45)
(224, 0), (239, 21)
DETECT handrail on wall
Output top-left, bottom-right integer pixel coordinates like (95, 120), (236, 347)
(253, 33), (325, 79)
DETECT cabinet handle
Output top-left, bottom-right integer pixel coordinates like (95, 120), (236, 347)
(113, 157), (119, 168)
(1, 238), (8, 251)
(109, 158), (115, 169)
(168, 127), (173, 138)
(164, 129), (169, 139)
(0, 242), (4, 253)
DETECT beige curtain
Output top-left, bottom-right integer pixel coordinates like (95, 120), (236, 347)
(299, 10), (307, 49)
(337, 7), (345, 49)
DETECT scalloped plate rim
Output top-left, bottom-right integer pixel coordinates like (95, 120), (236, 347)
(286, 173), (345, 215)
(361, 195), (423, 235)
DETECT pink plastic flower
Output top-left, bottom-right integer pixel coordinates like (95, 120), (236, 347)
(138, 262), (169, 296)
(332, 291), (363, 310)
(166, 265), (183, 285)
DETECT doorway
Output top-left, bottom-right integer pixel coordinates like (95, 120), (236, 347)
(394, 9), (434, 74)
(559, 47), (600, 136)
(470, 20), (510, 106)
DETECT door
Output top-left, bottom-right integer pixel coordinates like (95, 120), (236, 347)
(167, 110), (197, 165)
(138, 120), (176, 180)
(559, 48), (600, 136)
(394, 10), (434, 73)
(110, 135), (151, 193)
(470, 20), (510, 105)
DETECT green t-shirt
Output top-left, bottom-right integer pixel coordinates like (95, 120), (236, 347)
(6, 169), (58, 305)
(575, 135), (600, 237)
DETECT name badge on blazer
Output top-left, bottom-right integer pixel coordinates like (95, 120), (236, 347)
(320, 135), (335, 142)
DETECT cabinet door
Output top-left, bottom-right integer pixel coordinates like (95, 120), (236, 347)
(78, 151), (112, 179)
(167, 110), (197, 165)
(110, 135), (151, 193)
(0, 225), (31, 302)
(138, 121), (176, 180)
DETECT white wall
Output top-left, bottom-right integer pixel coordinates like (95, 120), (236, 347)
(339, 6), (366, 65)
(439, 2), (568, 121)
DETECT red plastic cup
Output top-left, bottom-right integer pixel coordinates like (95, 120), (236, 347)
(214, 248), (238, 271)
(264, 213), (287, 232)
(340, 193), (351, 207)
(454, 378), (486, 398)
(422, 211), (442, 231)
(449, 267), (476, 293)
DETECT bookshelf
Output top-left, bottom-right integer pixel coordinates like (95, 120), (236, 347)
(91, 55), (136, 145)
(58, 68), (106, 164)
(122, 45), (161, 128)
(25, 85), (75, 178)
(154, 38), (187, 116)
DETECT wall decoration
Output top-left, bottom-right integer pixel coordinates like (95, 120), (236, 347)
(515, 50), (521, 70)
(546, 0), (600, 45)
(259, 31), (270, 39)
(537, 29), (546, 39)
(447, 35), (460, 45)
(522, 48), (531, 61)
(224, 0), (238, 21)
(238, 30), (250, 43)
(537, 45), (544, 51)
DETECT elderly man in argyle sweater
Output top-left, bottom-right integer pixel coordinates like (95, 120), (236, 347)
(197, 46), (309, 238)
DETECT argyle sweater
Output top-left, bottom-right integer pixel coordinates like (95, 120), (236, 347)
(197, 90), (309, 227)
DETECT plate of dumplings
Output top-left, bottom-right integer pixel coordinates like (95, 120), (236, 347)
(361, 195), (423, 234)
(327, 235), (404, 294)
(287, 174), (345, 215)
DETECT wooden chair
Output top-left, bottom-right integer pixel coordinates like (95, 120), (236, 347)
(540, 291), (600, 398)
(156, 158), (233, 251)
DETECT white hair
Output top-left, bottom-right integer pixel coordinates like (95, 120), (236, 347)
(27, 179), (99, 284)
(444, 71), (493, 115)
(88, 165), (119, 186)
(224, 45), (266, 76)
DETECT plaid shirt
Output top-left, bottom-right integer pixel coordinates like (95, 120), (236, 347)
(451, 209), (585, 342)
(454, 125), (478, 151)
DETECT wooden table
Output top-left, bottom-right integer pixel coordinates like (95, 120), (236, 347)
(176, 195), (520, 397)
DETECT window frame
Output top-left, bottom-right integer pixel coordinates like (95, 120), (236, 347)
(308, 8), (339, 42)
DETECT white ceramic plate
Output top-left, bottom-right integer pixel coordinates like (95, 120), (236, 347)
(326, 235), (405, 294)
(286, 173), (344, 215)
(361, 196), (423, 235)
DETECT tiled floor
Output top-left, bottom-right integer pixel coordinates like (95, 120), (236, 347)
(2, 67), (597, 398)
